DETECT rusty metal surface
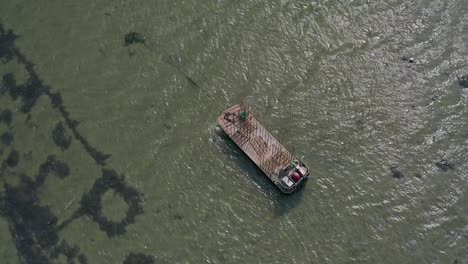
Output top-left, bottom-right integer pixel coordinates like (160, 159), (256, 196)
(218, 104), (293, 180)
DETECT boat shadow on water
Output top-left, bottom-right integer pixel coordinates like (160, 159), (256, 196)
(271, 183), (305, 218)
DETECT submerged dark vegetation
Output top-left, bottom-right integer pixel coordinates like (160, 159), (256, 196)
(0, 24), (154, 264)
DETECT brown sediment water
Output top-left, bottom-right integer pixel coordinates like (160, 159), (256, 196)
(0, 0), (467, 263)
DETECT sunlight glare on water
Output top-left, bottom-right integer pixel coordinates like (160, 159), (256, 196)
(0, 0), (467, 263)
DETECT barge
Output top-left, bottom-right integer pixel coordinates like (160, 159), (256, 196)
(218, 103), (310, 194)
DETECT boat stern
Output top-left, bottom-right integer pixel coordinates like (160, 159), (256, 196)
(276, 159), (310, 194)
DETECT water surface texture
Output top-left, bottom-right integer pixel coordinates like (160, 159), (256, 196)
(1, 0), (467, 263)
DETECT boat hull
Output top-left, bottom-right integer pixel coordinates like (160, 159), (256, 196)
(218, 104), (310, 194)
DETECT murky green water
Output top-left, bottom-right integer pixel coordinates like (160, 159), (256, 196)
(1, 0), (467, 263)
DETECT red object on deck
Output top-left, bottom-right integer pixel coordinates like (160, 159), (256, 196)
(291, 172), (301, 182)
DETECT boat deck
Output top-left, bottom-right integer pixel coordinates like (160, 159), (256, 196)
(218, 104), (293, 181)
